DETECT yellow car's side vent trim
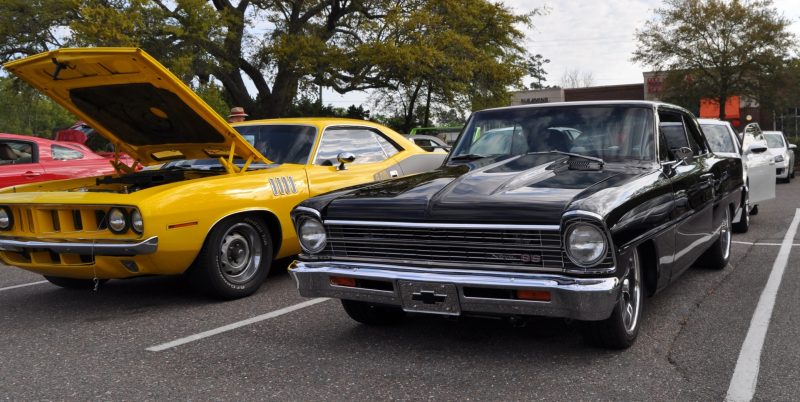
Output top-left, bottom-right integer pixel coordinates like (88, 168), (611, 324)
(269, 176), (297, 196)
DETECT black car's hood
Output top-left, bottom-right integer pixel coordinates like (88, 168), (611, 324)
(323, 154), (637, 225)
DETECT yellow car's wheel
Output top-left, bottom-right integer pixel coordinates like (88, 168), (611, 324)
(189, 215), (273, 300)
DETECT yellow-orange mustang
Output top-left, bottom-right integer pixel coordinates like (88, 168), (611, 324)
(0, 48), (444, 299)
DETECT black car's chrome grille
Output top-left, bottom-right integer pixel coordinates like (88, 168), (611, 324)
(324, 223), (568, 272)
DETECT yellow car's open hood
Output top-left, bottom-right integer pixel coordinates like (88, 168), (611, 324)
(3, 48), (269, 167)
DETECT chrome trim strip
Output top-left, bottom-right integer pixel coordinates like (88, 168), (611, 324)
(288, 176), (297, 193)
(323, 220), (560, 231)
(269, 178), (278, 195)
(0, 236), (158, 256)
(293, 206), (322, 219)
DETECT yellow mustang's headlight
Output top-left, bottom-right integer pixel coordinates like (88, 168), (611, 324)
(108, 207), (129, 234)
(0, 206), (12, 231)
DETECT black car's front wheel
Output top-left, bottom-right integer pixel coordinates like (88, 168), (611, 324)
(584, 249), (643, 349)
(189, 215), (273, 300)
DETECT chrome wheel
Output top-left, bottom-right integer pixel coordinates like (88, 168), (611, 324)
(218, 222), (263, 285)
(721, 207), (731, 260)
(621, 251), (641, 334)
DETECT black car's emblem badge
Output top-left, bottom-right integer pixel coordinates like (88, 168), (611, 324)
(411, 290), (447, 304)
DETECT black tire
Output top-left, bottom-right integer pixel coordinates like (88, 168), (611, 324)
(791, 166), (795, 179)
(699, 206), (732, 270)
(584, 249), (643, 349)
(749, 205), (759, 216)
(341, 299), (405, 325)
(44, 276), (107, 290)
(732, 192), (750, 233)
(188, 215), (273, 300)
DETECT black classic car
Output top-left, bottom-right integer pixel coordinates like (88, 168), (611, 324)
(288, 101), (743, 349)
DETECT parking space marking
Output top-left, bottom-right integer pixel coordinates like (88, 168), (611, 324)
(726, 208), (800, 402)
(146, 297), (330, 352)
(0, 280), (48, 293)
(732, 240), (800, 247)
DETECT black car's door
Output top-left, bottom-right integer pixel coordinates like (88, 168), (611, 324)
(659, 109), (715, 278)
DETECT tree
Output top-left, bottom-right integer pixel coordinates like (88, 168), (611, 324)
(1, 0), (536, 122)
(526, 54), (550, 89)
(559, 68), (594, 88)
(632, 0), (795, 119)
(0, 77), (75, 137)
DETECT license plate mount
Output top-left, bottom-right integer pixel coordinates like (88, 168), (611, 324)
(398, 281), (461, 316)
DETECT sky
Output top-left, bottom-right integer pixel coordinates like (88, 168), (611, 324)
(323, 0), (800, 109)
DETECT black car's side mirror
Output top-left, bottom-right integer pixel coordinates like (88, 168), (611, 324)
(337, 152), (356, 170)
(674, 147), (693, 163)
(747, 143), (768, 154)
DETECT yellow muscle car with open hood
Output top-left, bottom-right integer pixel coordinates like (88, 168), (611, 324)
(0, 48), (445, 299)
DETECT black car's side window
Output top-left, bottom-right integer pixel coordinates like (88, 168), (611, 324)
(658, 110), (704, 161)
(682, 116), (707, 155)
(315, 127), (400, 166)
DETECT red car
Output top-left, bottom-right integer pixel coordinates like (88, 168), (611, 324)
(0, 133), (119, 188)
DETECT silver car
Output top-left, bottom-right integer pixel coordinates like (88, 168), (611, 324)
(762, 130), (796, 182)
(699, 119), (775, 232)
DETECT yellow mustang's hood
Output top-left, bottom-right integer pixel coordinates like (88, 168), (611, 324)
(3, 47), (268, 166)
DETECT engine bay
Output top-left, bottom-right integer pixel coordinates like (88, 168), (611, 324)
(76, 169), (221, 194)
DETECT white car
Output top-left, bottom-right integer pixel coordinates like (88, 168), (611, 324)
(699, 119), (775, 232)
(762, 130), (796, 182)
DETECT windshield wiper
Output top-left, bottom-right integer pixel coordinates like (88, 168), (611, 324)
(449, 153), (488, 161)
(527, 151), (605, 166)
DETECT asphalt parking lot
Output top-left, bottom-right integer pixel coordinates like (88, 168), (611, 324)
(1, 180), (799, 401)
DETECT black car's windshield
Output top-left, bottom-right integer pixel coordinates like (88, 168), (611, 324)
(764, 133), (786, 149)
(450, 105), (655, 163)
(234, 124), (317, 164)
(701, 124), (737, 153)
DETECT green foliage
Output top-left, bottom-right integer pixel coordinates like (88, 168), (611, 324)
(193, 82), (230, 118)
(287, 96), (370, 120)
(1, 0), (538, 124)
(632, 0), (796, 119)
(0, 77), (76, 137)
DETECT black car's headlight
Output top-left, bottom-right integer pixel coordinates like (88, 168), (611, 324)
(107, 207), (129, 234)
(0, 206), (13, 231)
(565, 222), (608, 267)
(296, 215), (327, 254)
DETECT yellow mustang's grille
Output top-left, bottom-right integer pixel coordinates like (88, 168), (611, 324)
(269, 176), (298, 196)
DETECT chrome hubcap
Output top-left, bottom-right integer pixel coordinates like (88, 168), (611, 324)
(218, 223), (263, 284)
(721, 208), (731, 260)
(621, 252), (641, 334)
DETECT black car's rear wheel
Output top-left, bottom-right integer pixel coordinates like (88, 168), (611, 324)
(189, 215), (273, 300)
(341, 299), (405, 325)
(700, 206), (732, 270)
(732, 191), (750, 233)
(584, 249), (643, 349)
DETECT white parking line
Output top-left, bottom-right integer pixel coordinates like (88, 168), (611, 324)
(146, 297), (330, 352)
(726, 208), (800, 402)
(0, 280), (48, 293)
(732, 240), (800, 247)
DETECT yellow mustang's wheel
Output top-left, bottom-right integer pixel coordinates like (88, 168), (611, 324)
(189, 215), (273, 300)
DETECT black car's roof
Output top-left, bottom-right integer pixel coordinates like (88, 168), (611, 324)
(481, 100), (686, 113)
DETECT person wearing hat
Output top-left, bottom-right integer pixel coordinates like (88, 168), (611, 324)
(227, 107), (248, 123)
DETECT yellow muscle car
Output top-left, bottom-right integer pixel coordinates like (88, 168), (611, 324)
(0, 48), (445, 299)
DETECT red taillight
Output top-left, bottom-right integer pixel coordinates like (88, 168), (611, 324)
(330, 276), (356, 287)
(516, 290), (551, 302)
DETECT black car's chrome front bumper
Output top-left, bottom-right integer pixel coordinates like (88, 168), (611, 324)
(289, 260), (621, 321)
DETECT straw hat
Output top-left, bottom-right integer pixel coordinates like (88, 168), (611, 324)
(228, 107), (248, 118)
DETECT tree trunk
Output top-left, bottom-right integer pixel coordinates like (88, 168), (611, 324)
(423, 82), (432, 127)
(718, 94), (727, 120)
(402, 82), (424, 133)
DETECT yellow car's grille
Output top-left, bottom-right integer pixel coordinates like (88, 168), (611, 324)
(5, 205), (138, 239)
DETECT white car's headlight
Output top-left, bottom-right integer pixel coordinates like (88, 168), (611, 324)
(130, 209), (144, 234)
(565, 223), (608, 267)
(297, 216), (327, 254)
(107, 207), (129, 234)
(774, 154), (785, 163)
(0, 206), (12, 231)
